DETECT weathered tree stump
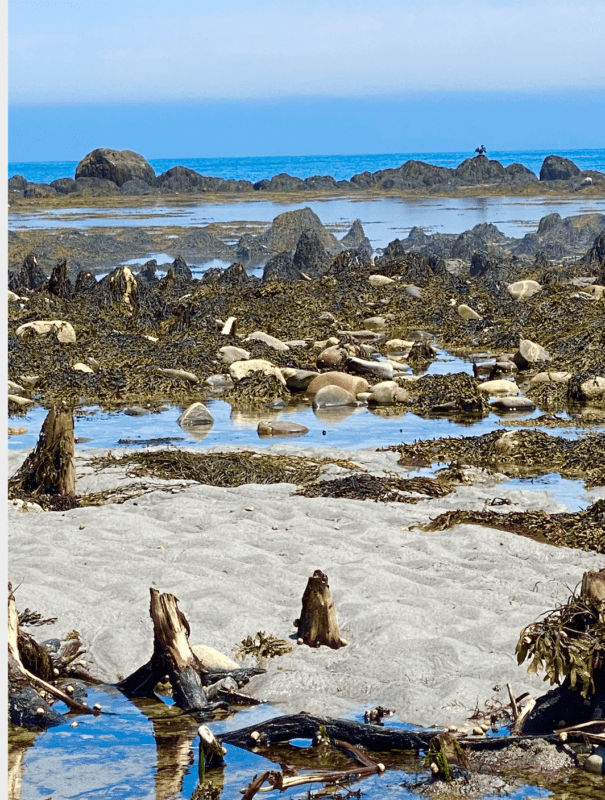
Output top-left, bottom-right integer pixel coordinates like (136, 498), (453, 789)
(295, 570), (347, 649)
(8, 404), (76, 505)
(118, 588), (212, 712)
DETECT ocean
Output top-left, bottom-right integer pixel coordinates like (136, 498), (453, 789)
(8, 148), (605, 186)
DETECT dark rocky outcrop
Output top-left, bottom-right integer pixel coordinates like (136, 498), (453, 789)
(293, 230), (332, 277)
(8, 253), (48, 294)
(136, 259), (160, 286)
(262, 251), (300, 282)
(75, 148), (157, 187)
(340, 219), (373, 259)
(74, 177), (120, 196)
(256, 207), (341, 253)
(24, 183), (57, 199)
(119, 178), (156, 196)
(539, 155), (581, 182)
(50, 178), (78, 195)
(8, 175), (27, 195)
(253, 173), (305, 192)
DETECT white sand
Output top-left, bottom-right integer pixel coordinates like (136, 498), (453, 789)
(8, 444), (604, 728)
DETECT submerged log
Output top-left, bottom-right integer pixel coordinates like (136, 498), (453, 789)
(219, 712), (441, 751)
(8, 404), (76, 505)
(295, 570), (347, 649)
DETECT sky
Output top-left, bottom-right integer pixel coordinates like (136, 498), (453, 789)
(7, 0), (605, 162)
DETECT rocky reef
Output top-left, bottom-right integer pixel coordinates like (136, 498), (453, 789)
(8, 147), (605, 203)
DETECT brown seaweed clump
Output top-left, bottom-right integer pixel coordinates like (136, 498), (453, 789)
(403, 372), (490, 417)
(85, 449), (360, 490)
(516, 577), (605, 696)
(222, 371), (289, 406)
(418, 499), (605, 553)
(296, 473), (454, 503)
(387, 429), (605, 488)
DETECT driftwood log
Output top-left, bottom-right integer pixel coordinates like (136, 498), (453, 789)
(295, 570), (347, 649)
(8, 584), (94, 728)
(118, 588), (263, 714)
(8, 404), (76, 505)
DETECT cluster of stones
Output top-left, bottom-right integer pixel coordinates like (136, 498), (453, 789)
(8, 149), (604, 201)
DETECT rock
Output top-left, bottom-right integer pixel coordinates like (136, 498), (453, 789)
(512, 339), (551, 369)
(24, 182), (57, 198)
(8, 395), (35, 407)
(219, 345), (250, 364)
(73, 363), (94, 374)
(362, 316), (387, 331)
(50, 177), (78, 195)
(292, 230), (332, 277)
(257, 420), (309, 437)
(244, 331), (290, 351)
(75, 148), (156, 187)
(119, 178), (155, 195)
(583, 746), (605, 775)
(155, 368), (199, 384)
(8, 380), (24, 394)
(530, 371), (572, 385)
(366, 381), (409, 405)
(284, 340), (309, 349)
(9, 253), (47, 294)
(579, 376), (605, 400)
(346, 356), (394, 381)
(457, 304), (482, 320)
(403, 284), (423, 299)
(257, 207), (340, 253)
(230, 359), (285, 385)
(191, 645), (239, 671)
(177, 402), (214, 428)
(369, 274), (394, 286)
(15, 320), (76, 344)
(507, 280), (542, 300)
(8, 427), (28, 436)
(205, 374), (234, 391)
(385, 339), (413, 353)
(340, 219), (372, 256)
(123, 406), (150, 416)
(262, 251), (300, 282)
(305, 372), (369, 399)
(8, 291), (20, 302)
(478, 379), (520, 395)
(539, 155), (581, 182)
(582, 284), (605, 300)
(317, 345), (348, 368)
(281, 369), (320, 391)
(337, 329), (385, 343)
(312, 385), (358, 409)
(490, 396), (536, 411)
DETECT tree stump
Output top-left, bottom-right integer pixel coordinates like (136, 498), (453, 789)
(295, 570), (347, 649)
(581, 569), (605, 617)
(119, 589), (212, 712)
(8, 404), (76, 505)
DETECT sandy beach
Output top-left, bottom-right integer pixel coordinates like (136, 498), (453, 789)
(8, 443), (604, 730)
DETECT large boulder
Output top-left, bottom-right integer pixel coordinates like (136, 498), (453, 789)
(539, 155), (581, 182)
(305, 372), (369, 399)
(257, 208), (340, 253)
(75, 148), (156, 188)
(453, 155), (506, 184)
(262, 251), (301, 282)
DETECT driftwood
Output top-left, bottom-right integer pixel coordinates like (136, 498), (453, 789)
(219, 712), (441, 751)
(118, 588), (263, 714)
(238, 738), (385, 799)
(8, 584), (94, 726)
(295, 570), (347, 649)
(8, 404), (76, 504)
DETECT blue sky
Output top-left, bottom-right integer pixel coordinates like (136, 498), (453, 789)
(7, 0), (605, 161)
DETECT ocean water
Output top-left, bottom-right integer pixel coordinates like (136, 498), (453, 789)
(8, 148), (605, 186)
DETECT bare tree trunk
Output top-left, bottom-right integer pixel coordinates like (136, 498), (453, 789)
(295, 570), (347, 649)
(8, 404), (76, 503)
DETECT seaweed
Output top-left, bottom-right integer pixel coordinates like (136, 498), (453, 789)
(418, 499), (605, 553)
(516, 583), (605, 697)
(296, 473), (454, 503)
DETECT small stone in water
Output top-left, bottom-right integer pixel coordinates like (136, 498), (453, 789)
(245, 506), (254, 511)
